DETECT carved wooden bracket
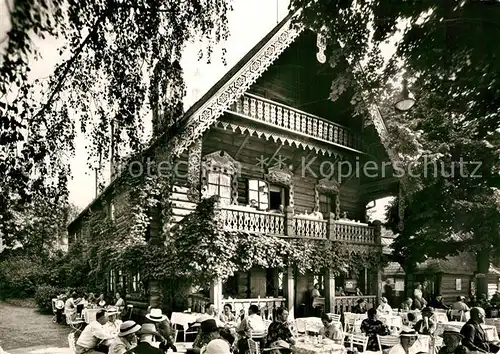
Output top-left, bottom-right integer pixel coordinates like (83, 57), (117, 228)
(187, 138), (202, 202)
(200, 151), (240, 205)
(316, 177), (340, 195)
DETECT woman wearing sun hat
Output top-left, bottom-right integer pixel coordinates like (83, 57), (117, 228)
(438, 326), (467, 354)
(388, 328), (420, 354)
(108, 320), (141, 354)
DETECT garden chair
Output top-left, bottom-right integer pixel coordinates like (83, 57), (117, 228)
(327, 313), (341, 323)
(68, 332), (77, 353)
(450, 310), (464, 322)
(247, 338), (261, 354)
(347, 333), (368, 352)
(66, 313), (85, 333)
(377, 334), (400, 352)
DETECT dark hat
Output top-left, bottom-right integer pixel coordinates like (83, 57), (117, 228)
(422, 306), (434, 314)
(200, 319), (218, 333)
(357, 298), (365, 304)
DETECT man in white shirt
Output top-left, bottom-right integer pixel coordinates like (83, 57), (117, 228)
(388, 329), (420, 354)
(237, 305), (266, 353)
(75, 310), (114, 353)
(377, 297), (393, 315)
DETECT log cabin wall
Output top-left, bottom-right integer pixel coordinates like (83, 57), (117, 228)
(439, 274), (472, 303)
(200, 126), (363, 219)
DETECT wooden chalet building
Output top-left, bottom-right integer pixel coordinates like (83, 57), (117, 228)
(68, 14), (400, 318)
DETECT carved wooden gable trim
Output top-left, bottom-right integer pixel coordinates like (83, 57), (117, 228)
(201, 151), (240, 204)
(171, 14), (302, 157)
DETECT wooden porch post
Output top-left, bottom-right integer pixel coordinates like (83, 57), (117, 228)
(284, 267), (295, 319)
(324, 268), (336, 313)
(210, 279), (223, 313)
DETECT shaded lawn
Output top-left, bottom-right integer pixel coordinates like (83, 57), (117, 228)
(0, 302), (71, 350)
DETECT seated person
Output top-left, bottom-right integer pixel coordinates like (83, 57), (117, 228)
(401, 298), (413, 312)
(237, 305), (266, 354)
(201, 339), (231, 354)
(361, 308), (390, 351)
(145, 308), (176, 351)
(319, 314), (342, 343)
(75, 310), (114, 353)
(430, 294), (449, 310)
(266, 308), (295, 347)
(192, 319), (221, 353)
(64, 292), (78, 320)
(108, 321), (141, 354)
(219, 304), (236, 324)
(388, 328), (419, 354)
(438, 326), (468, 354)
(460, 307), (500, 353)
(414, 307), (437, 335)
(125, 323), (165, 354)
(377, 297), (393, 315)
(452, 296), (470, 312)
(353, 298), (368, 314)
(97, 294), (106, 307)
(104, 308), (122, 337)
(114, 293), (125, 314)
(406, 313), (417, 328)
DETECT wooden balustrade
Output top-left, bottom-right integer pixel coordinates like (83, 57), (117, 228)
(187, 293), (211, 313)
(228, 93), (361, 151)
(293, 216), (328, 239)
(330, 220), (376, 244)
(221, 297), (286, 321)
(333, 295), (377, 314)
(218, 205), (377, 244)
(219, 207), (285, 235)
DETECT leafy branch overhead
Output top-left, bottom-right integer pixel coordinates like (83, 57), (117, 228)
(0, 0), (232, 239)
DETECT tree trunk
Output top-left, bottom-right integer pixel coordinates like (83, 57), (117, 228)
(403, 265), (416, 300)
(476, 248), (490, 298)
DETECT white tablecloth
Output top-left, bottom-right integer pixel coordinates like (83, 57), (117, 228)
(379, 315), (403, 329)
(170, 312), (201, 332)
(83, 308), (102, 324)
(446, 321), (499, 342)
(434, 312), (449, 323)
(293, 338), (344, 354)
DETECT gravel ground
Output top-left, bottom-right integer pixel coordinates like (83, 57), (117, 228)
(0, 302), (71, 351)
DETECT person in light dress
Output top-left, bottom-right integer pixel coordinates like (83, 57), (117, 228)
(377, 297), (393, 315)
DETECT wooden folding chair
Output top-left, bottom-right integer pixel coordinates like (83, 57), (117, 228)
(328, 313), (342, 323)
(377, 334), (400, 352)
(66, 314), (85, 333)
(348, 333), (368, 352)
(248, 338), (261, 354)
(68, 332), (77, 353)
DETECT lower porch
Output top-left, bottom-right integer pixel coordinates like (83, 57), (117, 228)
(187, 266), (381, 320)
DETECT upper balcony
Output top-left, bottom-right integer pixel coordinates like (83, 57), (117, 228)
(226, 93), (362, 152)
(218, 204), (379, 245)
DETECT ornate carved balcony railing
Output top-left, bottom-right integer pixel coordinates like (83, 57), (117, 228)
(293, 216), (328, 239)
(217, 205), (378, 244)
(228, 93), (361, 151)
(219, 206), (285, 235)
(330, 220), (376, 244)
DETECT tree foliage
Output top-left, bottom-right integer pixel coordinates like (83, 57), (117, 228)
(290, 0), (500, 287)
(0, 0), (232, 241)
